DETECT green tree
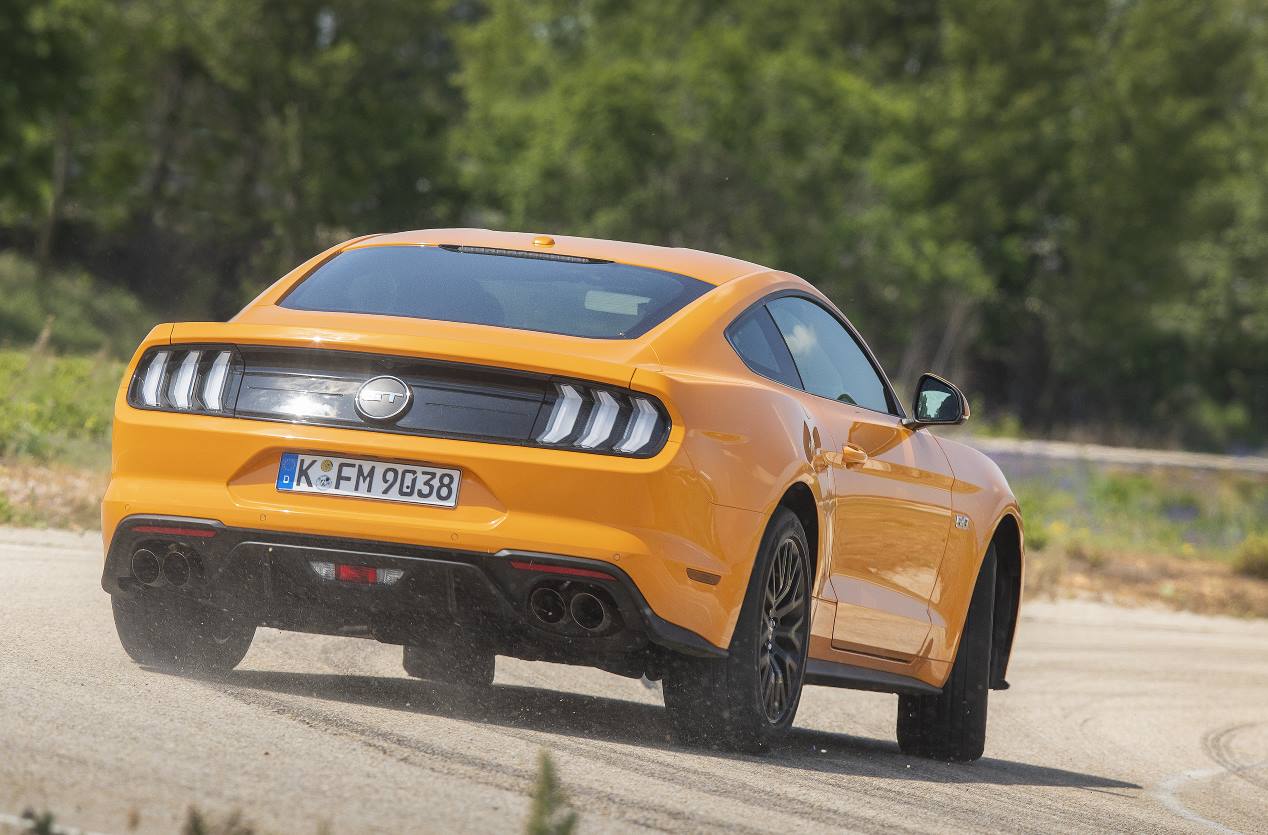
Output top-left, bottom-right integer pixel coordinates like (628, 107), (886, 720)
(0, 0), (87, 272)
(1, 0), (1264, 449)
(456, 1), (991, 383)
(456, 0), (1263, 447)
(36, 0), (467, 315)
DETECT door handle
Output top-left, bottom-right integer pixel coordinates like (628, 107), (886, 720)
(838, 443), (869, 467)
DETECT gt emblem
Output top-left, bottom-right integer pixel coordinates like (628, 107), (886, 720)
(355, 375), (412, 423)
(955, 514), (970, 530)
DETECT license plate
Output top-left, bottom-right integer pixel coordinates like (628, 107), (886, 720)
(276, 452), (461, 508)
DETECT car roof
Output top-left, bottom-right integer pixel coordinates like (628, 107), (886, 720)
(348, 228), (770, 287)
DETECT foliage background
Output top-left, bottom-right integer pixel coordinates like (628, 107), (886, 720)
(2, 0), (1267, 452)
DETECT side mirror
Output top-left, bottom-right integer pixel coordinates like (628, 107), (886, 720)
(903, 373), (970, 429)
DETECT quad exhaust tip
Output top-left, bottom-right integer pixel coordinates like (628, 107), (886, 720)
(569, 591), (611, 632)
(528, 583), (617, 634)
(161, 550), (191, 587)
(529, 587), (567, 625)
(130, 548), (161, 586)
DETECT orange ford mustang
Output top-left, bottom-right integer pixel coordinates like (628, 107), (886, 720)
(102, 229), (1023, 760)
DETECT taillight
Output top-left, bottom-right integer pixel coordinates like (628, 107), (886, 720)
(128, 345), (243, 415)
(310, 561), (404, 585)
(535, 382), (670, 457)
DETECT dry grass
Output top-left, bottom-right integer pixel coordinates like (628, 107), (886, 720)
(1025, 546), (1268, 619)
(1235, 535), (1268, 580)
(0, 462), (106, 531)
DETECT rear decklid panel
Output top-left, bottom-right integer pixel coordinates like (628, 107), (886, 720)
(161, 320), (670, 455)
(175, 317), (652, 386)
(235, 345), (549, 444)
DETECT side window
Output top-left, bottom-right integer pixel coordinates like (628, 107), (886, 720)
(766, 296), (891, 413)
(725, 306), (802, 388)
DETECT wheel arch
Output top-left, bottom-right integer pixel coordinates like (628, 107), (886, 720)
(988, 512), (1023, 689)
(775, 480), (820, 588)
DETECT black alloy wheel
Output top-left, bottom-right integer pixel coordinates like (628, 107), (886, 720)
(662, 507), (812, 752)
(758, 536), (807, 724)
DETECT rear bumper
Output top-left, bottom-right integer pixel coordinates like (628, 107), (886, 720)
(104, 404), (769, 650)
(103, 515), (724, 669)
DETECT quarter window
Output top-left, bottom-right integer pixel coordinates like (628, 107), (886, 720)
(725, 306), (802, 388)
(766, 296), (891, 413)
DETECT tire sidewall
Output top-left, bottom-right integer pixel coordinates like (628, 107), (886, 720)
(112, 592), (253, 673)
(727, 507), (812, 744)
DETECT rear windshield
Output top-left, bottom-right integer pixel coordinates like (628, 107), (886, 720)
(279, 245), (712, 339)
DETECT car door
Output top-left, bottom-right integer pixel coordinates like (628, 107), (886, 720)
(764, 295), (956, 660)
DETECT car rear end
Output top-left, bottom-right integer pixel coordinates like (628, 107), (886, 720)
(101, 238), (766, 677)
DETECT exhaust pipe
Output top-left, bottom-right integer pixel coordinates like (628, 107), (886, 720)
(569, 592), (612, 633)
(161, 550), (191, 587)
(529, 587), (567, 625)
(131, 548), (161, 585)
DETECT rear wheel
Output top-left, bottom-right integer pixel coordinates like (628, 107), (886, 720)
(403, 635), (495, 688)
(896, 545), (997, 762)
(662, 507), (811, 752)
(112, 593), (255, 674)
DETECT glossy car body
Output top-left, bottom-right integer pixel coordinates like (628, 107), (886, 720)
(102, 228), (1022, 711)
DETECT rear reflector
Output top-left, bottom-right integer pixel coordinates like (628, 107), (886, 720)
(685, 567), (722, 586)
(509, 560), (612, 581)
(131, 525), (217, 538)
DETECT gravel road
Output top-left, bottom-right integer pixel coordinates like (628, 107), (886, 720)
(2, 527), (1266, 834)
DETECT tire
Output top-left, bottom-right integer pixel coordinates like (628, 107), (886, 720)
(112, 593), (255, 674)
(896, 545), (997, 762)
(662, 507), (811, 752)
(403, 636), (496, 688)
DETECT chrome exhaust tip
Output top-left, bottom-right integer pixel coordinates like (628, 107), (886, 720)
(569, 591), (611, 632)
(529, 586), (567, 625)
(161, 550), (191, 587)
(131, 548), (161, 586)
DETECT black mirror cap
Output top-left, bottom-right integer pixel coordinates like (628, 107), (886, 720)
(904, 372), (970, 429)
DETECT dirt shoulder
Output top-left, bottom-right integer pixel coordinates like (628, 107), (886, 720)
(0, 462), (105, 531)
(1026, 548), (1268, 619)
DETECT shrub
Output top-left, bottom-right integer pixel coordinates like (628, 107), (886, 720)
(0, 250), (155, 357)
(182, 808), (259, 835)
(18, 810), (57, 835)
(1025, 524), (1049, 552)
(1235, 535), (1268, 580)
(0, 350), (122, 464)
(1066, 538), (1108, 569)
(526, 751), (577, 835)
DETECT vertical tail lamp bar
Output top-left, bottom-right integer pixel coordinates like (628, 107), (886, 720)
(538, 384), (583, 444)
(140, 351), (170, 407)
(615, 397), (659, 454)
(170, 351), (202, 410)
(577, 390), (619, 448)
(202, 351), (232, 412)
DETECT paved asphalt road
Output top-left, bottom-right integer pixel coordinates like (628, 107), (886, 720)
(2, 528), (1267, 834)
